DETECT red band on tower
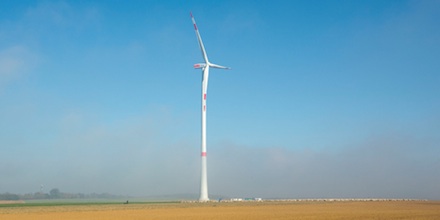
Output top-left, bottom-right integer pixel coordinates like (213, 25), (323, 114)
(201, 152), (207, 157)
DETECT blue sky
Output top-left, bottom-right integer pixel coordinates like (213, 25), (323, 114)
(1, 0), (439, 199)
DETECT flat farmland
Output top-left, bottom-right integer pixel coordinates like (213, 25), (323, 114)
(1, 200), (440, 220)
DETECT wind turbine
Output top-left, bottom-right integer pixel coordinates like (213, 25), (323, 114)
(190, 12), (230, 202)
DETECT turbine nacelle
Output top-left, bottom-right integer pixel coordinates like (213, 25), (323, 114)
(194, 63), (207, 69)
(194, 63), (230, 70)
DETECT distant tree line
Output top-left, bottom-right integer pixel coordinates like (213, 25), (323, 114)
(0, 188), (124, 200)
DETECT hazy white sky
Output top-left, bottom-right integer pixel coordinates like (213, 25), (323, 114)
(1, 0), (439, 199)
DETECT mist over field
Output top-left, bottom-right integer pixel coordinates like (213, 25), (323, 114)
(2, 109), (439, 200)
(1, 1), (439, 200)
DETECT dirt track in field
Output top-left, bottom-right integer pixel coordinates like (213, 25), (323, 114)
(1, 201), (440, 220)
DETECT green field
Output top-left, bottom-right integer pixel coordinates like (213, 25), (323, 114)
(0, 198), (180, 208)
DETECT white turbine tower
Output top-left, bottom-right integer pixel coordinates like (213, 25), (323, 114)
(190, 12), (230, 202)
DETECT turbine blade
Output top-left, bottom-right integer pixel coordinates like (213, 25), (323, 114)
(190, 12), (209, 63)
(209, 63), (231, 70)
(203, 65), (210, 94)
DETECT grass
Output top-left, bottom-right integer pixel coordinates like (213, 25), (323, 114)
(0, 199), (179, 208)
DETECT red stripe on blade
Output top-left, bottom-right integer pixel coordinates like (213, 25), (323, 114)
(201, 152), (207, 157)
